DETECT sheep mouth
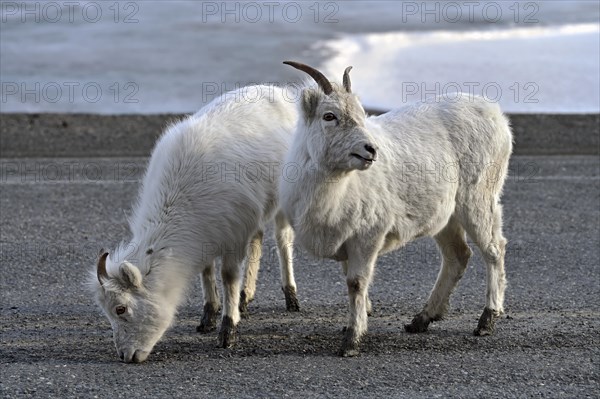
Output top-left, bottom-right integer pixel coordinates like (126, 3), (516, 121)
(119, 349), (150, 363)
(351, 153), (375, 165)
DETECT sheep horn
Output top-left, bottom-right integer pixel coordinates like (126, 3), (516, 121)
(97, 251), (109, 285)
(343, 66), (352, 93)
(283, 61), (333, 95)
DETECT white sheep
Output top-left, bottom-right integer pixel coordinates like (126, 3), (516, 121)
(280, 61), (512, 356)
(90, 85), (299, 363)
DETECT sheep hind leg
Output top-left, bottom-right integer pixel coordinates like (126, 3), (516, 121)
(197, 260), (221, 333)
(405, 218), (472, 333)
(239, 231), (263, 317)
(464, 204), (507, 336)
(218, 253), (244, 348)
(275, 212), (299, 311)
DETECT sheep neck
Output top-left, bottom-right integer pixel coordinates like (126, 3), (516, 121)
(288, 158), (360, 258)
(118, 218), (203, 310)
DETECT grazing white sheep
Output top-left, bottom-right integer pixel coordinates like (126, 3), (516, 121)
(90, 85), (299, 363)
(280, 61), (512, 356)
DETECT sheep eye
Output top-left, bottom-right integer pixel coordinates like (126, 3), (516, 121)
(115, 305), (127, 315)
(323, 112), (337, 122)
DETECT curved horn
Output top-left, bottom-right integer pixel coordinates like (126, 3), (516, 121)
(97, 251), (109, 285)
(343, 66), (352, 93)
(283, 61), (333, 95)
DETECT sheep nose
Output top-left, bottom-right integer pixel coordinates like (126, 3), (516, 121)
(364, 144), (377, 158)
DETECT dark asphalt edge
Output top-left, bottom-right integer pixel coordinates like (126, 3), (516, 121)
(1, 112), (598, 158)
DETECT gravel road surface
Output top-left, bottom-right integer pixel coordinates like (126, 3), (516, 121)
(1, 115), (598, 398)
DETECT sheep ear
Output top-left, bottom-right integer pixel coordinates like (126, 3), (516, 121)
(119, 261), (143, 288)
(343, 66), (352, 93)
(301, 89), (320, 122)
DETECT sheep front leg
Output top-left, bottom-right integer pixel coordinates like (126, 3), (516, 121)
(339, 242), (378, 357)
(342, 260), (372, 316)
(218, 253), (243, 348)
(275, 212), (299, 311)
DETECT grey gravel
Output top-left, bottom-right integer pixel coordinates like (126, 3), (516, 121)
(0, 114), (598, 398)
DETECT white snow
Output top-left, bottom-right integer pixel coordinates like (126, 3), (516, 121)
(321, 24), (600, 113)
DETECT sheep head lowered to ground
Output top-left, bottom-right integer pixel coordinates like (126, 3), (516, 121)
(94, 250), (176, 363)
(281, 61), (512, 357)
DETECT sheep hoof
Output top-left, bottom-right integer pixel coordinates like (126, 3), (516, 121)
(366, 296), (373, 316)
(404, 312), (431, 333)
(339, 347), (360, 357)
(239, 290), (250, 319)
(473, 307), (496, 336)
(338, 327), (361, 357)
(283, 286), (300, 312)
(197, 303), (219, 333)
(217, 316), (238, 348)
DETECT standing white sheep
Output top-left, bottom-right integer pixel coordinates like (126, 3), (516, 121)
(90, 85), (299, 363)
(280, 61), (512, 356)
